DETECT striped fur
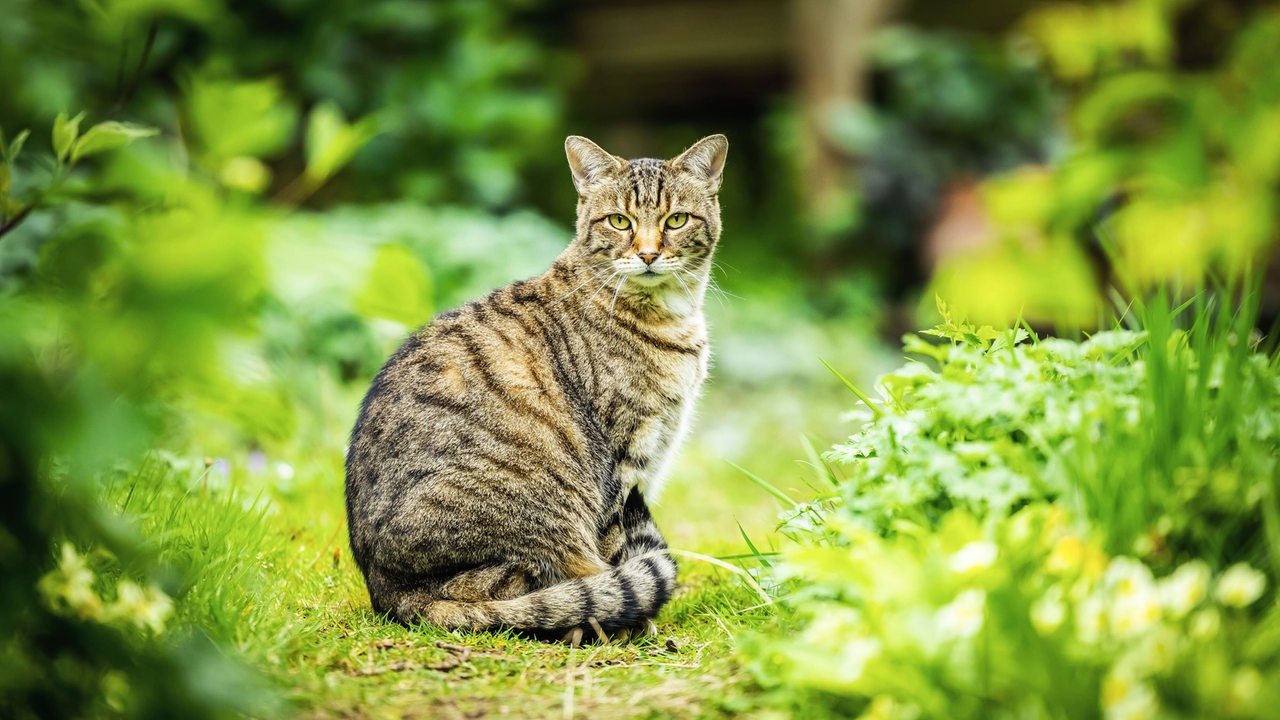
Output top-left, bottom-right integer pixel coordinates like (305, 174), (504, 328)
(345, 135), (729, 637)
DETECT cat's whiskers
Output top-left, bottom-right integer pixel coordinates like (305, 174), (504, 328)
(554, 262), (613, 304)
(583, 270), (623, 316)
(669, 266), (699, 310)
(608, 273), (627, 323)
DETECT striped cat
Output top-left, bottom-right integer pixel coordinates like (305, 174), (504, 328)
(345, 134), (728, 639)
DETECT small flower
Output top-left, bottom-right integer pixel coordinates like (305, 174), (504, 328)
(1116, 627), (1180, 677)
(108, 580), (173, 634)
(247, 450), (267, 473)
(948, 541), (998, 575)
(1157, 560), (1210, 619)
(274, 460), (295, 481)
(38, 543), (101, 619)
(1214, 563), (1266, 608)
(1031, 585), (1066, 635)
(857, 695), (920, 720)
(1225, 666), (1262, 715)
(1188, 608), (1220, 641)
(1101, 671), (1159, 720)
(1075, 593), (1107, 645)
(1047, 536), (1086, 575)
(1110, 589), (1162, 638)
(1104, 557), (1156, 598)
(937, 589), (986, 640)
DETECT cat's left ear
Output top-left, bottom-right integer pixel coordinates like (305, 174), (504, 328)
(673, 134), (728, 192)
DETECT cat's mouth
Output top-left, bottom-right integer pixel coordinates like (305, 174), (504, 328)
(627, 268), (672, 286)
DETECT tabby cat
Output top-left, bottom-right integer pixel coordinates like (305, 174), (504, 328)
(345, 134), (728, 639)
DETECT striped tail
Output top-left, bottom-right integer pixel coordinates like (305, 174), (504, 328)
(404, 550), (677, 639)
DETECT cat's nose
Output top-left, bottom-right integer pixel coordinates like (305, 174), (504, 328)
(638, 252), (659, 265)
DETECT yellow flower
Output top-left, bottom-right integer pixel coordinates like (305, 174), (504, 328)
(1214, 563), (1266, 608)
(1047, 536), (1086, 575)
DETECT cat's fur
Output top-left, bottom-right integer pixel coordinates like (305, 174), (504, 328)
(345, 135), (728, 637)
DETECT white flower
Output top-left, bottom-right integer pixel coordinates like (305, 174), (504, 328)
(1104, 557), (1156, 598)
(109, 580), (173, 634)
(274, 460), (295, 481)
(38, 543), (101, 619)
(1116, 627), (1181, 678)
(1031, 585), (1066, 634)
(1101, 671), (1159, 720)
(1188, 608), (1220, 641)
(1110, 587), (1162, 638)
(1103, 557), (1162, 637)
(833, 638), (882, 685)
(1157, 560), (1210, 619)
(1226, 666), (1262, 714)
(1075, 593), (1107, 645)
(937, 589), (986, 640)
(948, 541), (998, 575)
(1214, 563), (1266, 608)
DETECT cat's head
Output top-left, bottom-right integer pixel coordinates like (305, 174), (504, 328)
(564, 135), (727, 288)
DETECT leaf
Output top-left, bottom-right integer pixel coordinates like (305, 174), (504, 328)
(53, 111), (85, 163)
(353, 245), (433, 326)
(9, 130), (30, 162)
(728, 460), (798, 509)
(71, 121), (159, 162)
(305, 102), (379, 181)
(820, 357), (885, 419)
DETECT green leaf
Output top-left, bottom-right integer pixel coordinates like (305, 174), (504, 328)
(353, 245), (433, 326)
(305, 102), (379, 181)
(70, 121), (159, 162)
(8, 129), (30, 162)
(186, 76), (298, 162)
(0, 163), (10, 217)
(53, 111), (85, 163)
(820, 357), (885, 419)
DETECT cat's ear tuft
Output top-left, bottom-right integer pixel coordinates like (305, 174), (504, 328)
(673, 134), (728, 191)
(565, 136), (624, 194)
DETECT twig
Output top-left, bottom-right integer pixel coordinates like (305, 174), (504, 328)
(114, 19), (159, 113)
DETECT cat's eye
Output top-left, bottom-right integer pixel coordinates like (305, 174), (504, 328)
(664, 213), (689, 229)
(607, 214), (632, 230)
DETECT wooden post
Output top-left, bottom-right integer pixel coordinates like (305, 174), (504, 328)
(791, 0), (899, 235)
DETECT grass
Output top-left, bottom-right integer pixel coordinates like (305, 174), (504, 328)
(95, 288), (892, 719)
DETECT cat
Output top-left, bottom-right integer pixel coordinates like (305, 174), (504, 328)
(345, 134), (728, 639)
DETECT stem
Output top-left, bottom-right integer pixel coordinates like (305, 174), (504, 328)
(113, 19), (159, 113)
(0, 202), (36, 241)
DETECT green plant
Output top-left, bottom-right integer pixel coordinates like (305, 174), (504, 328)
(747, 290), (1280, 718)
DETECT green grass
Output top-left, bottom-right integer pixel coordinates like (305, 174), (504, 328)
(93, 290), (891, 719)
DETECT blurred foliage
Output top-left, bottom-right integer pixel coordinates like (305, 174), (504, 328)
(0, 0), (573, 208)
(0, 0), (572, 716)
(772, 26), (1059, 294)
(746, 3), (1280, 717)
(934, 0), (1280, 326)
(749, 290), (1280, 720)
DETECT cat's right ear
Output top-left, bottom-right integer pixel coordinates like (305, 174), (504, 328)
(565, 136), (624, 194)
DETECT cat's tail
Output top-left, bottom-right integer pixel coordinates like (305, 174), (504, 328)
(392, 551), (678, 638)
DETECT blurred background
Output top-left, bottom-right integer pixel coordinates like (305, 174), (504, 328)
(2, 0), (1278, 715)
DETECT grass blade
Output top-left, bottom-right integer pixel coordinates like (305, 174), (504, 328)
(819, 357), (884, 419)
(727, 460), (797, 509)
